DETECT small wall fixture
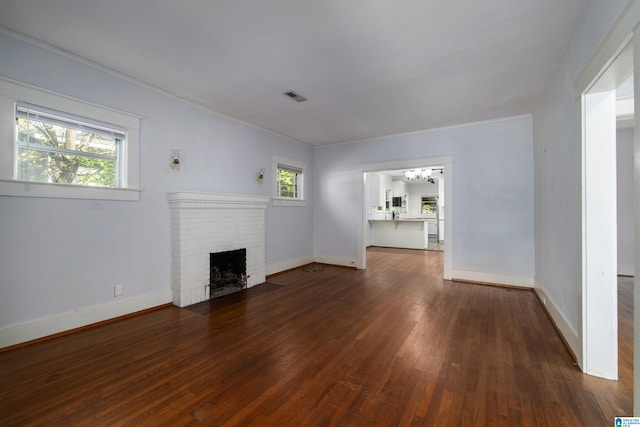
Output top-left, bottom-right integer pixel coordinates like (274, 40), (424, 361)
(170, 149), (180, 170)
(256, 168), (265, 183)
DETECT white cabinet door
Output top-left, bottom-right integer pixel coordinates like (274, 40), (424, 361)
(392, 180), (405, 197)
(369, 174), (381, 207)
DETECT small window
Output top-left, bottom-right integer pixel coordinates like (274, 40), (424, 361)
(421, 196), (437, 214)
(15, 102), (125, 188)
(276, 164), (301, 198)
(0, 77), (140, 201)
(272, 155), (307, 206)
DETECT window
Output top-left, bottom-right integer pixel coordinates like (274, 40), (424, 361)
(272, 156), (307, 206)
(0, 77), (140, 200)
(421, 196), (437, 214)
(276, 164), (301, 198)
(16, 103), (124, 188)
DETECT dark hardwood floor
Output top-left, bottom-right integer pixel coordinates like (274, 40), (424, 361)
(0, 247), (632, 425)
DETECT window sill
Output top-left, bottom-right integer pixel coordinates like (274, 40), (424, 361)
(0, 179), (141, 201)
(272, 197), (307, 207)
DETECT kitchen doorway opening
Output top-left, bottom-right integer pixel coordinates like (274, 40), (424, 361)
(358, 157), (452, 279)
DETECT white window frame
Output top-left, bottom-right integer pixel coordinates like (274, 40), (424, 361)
(272, 155), (307, 207)
(0, 77), (141, 201)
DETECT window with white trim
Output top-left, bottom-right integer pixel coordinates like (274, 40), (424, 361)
(0, 77), (141, 201)
(276, 164), (301, 198)
(272, 156), (307, 207)
(15, 102), (124, 188)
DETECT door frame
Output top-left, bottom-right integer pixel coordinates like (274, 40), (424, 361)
(357, 156), (453, 279)
(574, 0), (640, 403)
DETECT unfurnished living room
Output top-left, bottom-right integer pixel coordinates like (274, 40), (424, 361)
(0, 1), (638, 425)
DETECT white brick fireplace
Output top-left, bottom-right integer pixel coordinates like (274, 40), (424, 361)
(168, 192), (269, 307)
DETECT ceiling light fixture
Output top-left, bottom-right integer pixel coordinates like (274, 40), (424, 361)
(404, 168), (439, 182)
(404, 169), (426, 181)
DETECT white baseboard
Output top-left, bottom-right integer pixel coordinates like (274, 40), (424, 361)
(533, 281), (580, 364)
(313, 255), (358, 268)
(618, 263), (635, 277)
(266, 255), (358, 277)
(0, 289), (172, 349)
(266, 256), (314, 276)
(451, 269), (534, 288)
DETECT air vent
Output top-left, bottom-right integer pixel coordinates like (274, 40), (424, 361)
(283, 90), (307, 102)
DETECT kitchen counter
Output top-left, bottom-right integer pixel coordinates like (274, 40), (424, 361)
(368, 218), (427, 222)
(368, 218), (428, 249)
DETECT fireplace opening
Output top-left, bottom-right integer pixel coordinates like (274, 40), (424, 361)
(210, 248), (247, 299)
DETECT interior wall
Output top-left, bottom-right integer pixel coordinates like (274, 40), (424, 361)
(532, 0), (630, 350)
(618, 126), (636, 276)
(313, 115), (534, 280)
(0, 32), (313, 340)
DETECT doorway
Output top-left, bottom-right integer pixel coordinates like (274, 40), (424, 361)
(581, 38), (633, 380)
(357, 156), (453, 279)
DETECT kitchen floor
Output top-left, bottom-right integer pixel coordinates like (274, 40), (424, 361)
(426, 235), (444, 252)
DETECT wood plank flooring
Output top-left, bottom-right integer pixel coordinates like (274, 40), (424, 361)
(0, 247), (633, 425)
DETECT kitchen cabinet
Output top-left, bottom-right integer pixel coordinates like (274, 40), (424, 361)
(369, 174), (382, 207)
(427, 218), (437, 235)
(392, 180), (405, 197)
(368, 173), (392, 209)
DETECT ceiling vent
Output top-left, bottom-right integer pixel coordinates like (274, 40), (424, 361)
(283, 90), (307, 102)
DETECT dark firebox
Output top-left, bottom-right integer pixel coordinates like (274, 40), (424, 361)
(209, 248), (247, 299)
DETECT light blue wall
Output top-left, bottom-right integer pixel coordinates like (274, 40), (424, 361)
(532, 0), (630, 337)
(313, 116), (535, 278)
(0, 32), (313, 330)
(3, 0), (626, 346)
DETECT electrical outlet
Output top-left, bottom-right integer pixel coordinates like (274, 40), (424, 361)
(114, 284), (124, 297)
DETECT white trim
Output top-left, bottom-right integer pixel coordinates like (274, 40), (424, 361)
(0, 289), (172, 349)
(451, 269), (534, 288)
(359, 156), (453, 174)
(272, 155), (308, 204)
(358, 156), (453, 278)
(573, 1), (640, 383)
(167, 191), (269, 207)
(0, 179), (141, 201)
(0, 76), (141, 127)
(0, 76), (141, 201)
(313, 255), (358, 268)
(534, 281), (581, 366)
(581, 89), (619, 380)
(635, 31), (640, 416)
(576, 0), (640, 96)
(272, 198), (307, 207)
(266, 256), (315, 276)
(575, 0), (640, 382)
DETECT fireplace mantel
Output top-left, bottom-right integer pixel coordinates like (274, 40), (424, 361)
(168, 191), (269, 307)
(168, 191), (270, 208)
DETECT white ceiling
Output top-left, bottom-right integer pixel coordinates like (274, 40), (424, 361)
(0, 0), (588, 146)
